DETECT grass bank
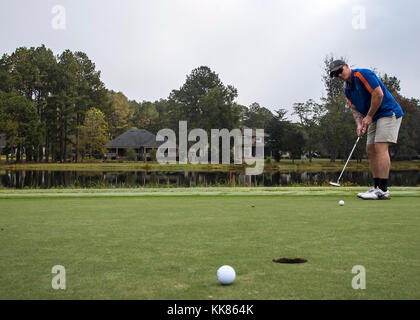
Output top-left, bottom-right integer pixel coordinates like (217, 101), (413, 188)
(1, 159), (419, 172)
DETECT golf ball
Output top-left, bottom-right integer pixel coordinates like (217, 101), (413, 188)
(339, 200), (345, 206)
(217, 265), (236, 285)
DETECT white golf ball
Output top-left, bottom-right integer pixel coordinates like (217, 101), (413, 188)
(217, 265), (236, 285)
(339, 200), (345, 206)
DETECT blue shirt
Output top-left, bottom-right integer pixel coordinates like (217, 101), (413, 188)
(344, 68), (404, 122)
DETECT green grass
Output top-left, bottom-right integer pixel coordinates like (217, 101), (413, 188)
(0, 188), (419, 300)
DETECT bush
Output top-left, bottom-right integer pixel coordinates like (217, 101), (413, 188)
(127, 148), (137, 161)
(265, 157), (275, 164)
(149, 149), (157, 162)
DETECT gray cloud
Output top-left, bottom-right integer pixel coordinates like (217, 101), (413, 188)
(0, 0), (418, 120)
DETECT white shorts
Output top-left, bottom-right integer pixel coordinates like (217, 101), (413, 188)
(367, 113), (402, 145)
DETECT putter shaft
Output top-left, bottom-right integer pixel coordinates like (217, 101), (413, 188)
(336, 135), (362, 183)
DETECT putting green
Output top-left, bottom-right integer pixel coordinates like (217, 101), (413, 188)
(0, 188), (419, 299)
(0, 186), (418, 198)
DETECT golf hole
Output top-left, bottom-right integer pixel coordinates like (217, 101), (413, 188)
(273, 258), (308, 264)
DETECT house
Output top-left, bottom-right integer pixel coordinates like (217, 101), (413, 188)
(105, 129), (171, 161)
(105, 127), (274, 162)
(201, 127), (272, 162)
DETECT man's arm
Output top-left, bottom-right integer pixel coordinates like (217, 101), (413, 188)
(367, 86), (384, 118)
(350, 105), (363, 126)
(362, 86), (384, 130)
(353, 70), (384, 133)
(350, 105), (364, 136)
(347, 97), (364, 136)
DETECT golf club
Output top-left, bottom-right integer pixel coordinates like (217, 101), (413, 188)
(329, 133), (363, 187)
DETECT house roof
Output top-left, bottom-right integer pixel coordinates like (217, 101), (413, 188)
(106, 129), (166, 148)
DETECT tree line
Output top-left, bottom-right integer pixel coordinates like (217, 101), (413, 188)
(0, 45), (419, 163)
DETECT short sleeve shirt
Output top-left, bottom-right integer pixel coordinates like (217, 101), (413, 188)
(344, 68), (404, 122)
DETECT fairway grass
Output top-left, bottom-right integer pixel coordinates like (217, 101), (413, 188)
(0, 188), (419, 300)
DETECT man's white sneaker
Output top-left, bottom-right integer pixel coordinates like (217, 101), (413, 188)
(357, 187), (376, 198)
(360, 188), (391, 200)
(380, 189), (391, 200)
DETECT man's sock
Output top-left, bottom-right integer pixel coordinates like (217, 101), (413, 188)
(374, 178), (380, 189)
(379, 179), (388, 192)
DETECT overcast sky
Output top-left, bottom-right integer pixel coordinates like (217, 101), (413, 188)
(0, 0), (418, 120)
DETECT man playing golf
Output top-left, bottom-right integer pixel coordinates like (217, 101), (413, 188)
(329, 60), (404, 200)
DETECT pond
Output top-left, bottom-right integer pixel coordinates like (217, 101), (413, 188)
(1, 170), (419, 189)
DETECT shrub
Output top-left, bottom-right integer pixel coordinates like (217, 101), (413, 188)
(127, 148), (137, 161)
(265, 156), (275, 164)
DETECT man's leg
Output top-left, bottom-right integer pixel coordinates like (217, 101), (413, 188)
(375, 142), (390, 192)
(361, 115), (401, 200)
(374, 142), (390, 178)
(361, 142), (390, 199)
(366, 144), (380, 188)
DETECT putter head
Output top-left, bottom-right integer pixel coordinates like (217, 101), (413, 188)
(329, 182), (341, 187)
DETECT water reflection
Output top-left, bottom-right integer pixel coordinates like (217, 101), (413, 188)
(1, 170), (419, 189)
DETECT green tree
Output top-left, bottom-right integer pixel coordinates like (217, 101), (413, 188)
(1, 45), (58, 161)
(130, 100), (160, 133)
(53, 49), (79, 162)
(31, 46), (58, 161)
(319, 55), (357, 162)
(266, 108), (289, 161)
(0, 91), (42, 163)
(72, 51), (108, 162)
(7, 47), (39, 100)
(169, 66), (229, 129)
(78, 107), (109, 159)
(154, 98), (180, 132)
(198, 86), (241, 131)
(293, 99), (324, 162)
(1, 46), (107, 163)
(0, 54), (15, 93)
(242, 102), (274, 130)
(284, 123), (305, 164)
(107, 91), (132, 138)
(380, 73), (420, 159)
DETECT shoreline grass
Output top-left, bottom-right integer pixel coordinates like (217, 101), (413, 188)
(1, 159), (419, 172)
